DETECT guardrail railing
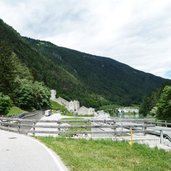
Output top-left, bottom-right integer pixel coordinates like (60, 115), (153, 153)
(0, 117), (170, 145)
(0, 117), (155, 135)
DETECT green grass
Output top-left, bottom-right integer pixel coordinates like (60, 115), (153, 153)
(7, 106), (25, 117)
(59, 118), (91, 137)
(61, 117), (91, 128)
(38, 138), (171, 171)
(50, 100), (74, 116)
(76, 114), (95, 117)
(62, 117), (84, 120)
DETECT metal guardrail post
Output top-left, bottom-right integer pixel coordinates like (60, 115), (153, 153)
(121, 123), (123, 137)
(160, 130), (164, 144)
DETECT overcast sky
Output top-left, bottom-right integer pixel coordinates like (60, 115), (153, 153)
(0, 0), (171, 78)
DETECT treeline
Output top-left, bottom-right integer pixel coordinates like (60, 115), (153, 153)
(140, 82), (171, 121)
(0, 44), (50, 115)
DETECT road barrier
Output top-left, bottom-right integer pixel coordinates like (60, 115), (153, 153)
(0, 117), (170, 145)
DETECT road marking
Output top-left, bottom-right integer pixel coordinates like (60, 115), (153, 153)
(30, 137), (68, 171)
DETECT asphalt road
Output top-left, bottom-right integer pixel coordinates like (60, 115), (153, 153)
(0, 130), (68, 171)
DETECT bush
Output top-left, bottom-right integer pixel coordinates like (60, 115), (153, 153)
(14, 79), (50, 110)
(0, 93), (12, 115)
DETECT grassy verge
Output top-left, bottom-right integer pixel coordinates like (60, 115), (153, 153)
(62, 117), (84, 120)
(38, 138), (171, 171)
(7, 106), (25, 117)
(50, 100), (74, 116)
(50, 100), (95, 117)
(61, 118), (91, 130)
(59, 118), (91, 137)
(76, 114), (94, 117)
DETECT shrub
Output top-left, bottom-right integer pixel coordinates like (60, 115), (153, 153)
(0, 92), (12, 115)
(14, 79), (50, 110)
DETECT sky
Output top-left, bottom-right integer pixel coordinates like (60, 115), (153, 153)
(0, 0), (171, 78)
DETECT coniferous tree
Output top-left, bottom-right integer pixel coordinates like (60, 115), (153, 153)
(156, 86), (171, 121)
(0, 45), (17, 95)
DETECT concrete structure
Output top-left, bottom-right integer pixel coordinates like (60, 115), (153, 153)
(68, 100), (80, 112)
(118, 107), (139, 113)
(50, 90), (96, 116)
(96, 110), (110, 119)
(50, 90), (56, 100)
(77, 106), (95, 115)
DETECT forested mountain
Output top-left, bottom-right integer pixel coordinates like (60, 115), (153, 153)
(0, 19), (169, 107)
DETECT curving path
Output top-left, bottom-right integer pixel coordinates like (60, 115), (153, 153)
(0, 130), (68, 171)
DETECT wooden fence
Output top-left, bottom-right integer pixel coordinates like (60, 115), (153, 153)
(0, 117), (154, 135)
(0, 117), (171, 145)
(145, 120), (171, 127)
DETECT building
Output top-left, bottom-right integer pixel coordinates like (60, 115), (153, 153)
(50, 90), (56, 100)
(77, 106), (95, 115)
(117, 107), (139, 113)
(50, 90), (96, 116)
(68, 100), (80, 112)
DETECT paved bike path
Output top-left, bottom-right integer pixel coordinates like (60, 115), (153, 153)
(0, 130), (68, 171)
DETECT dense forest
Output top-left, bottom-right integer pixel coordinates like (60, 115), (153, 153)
(25, 37), (169, 106)
(0, 44), (50, 115)
(140, 82), (171, 121)
(0, 18), (170, 109)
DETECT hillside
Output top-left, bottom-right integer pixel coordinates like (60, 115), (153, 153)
(0, 19), (86, 103)
(24, 37), (168, 105)
(0, 19), (169, 107)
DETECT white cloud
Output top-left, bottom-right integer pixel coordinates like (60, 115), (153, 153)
(0, 0), (171, 78)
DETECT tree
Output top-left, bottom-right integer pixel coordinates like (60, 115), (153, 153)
(139, 88), (162, 117)
(32, 81), (51, 109)
(156, 86), (171, 121)
(139, 96), (151, 117)
(0, 43), (33, 93)
(0, 45), (17, 95)
(14, 79), (50, 110)
(0, 93), (12, 115)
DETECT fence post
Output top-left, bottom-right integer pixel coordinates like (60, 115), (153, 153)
(7, 120), (9, 131)
(121, 123), (123, 137)
(160, 130), (164, 144)
(33, 122), (36, 136)
(142, 123), (146, 136)
(57, 121), (60, 135)
(18, 120), (21, 133)
(113, 127), (116, 138)
(165, 121), (167, 127)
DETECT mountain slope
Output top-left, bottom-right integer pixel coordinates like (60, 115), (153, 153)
(0, 19), (169, 107)
(24, 37), (169, 105)
(0, 19), (86, 102)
